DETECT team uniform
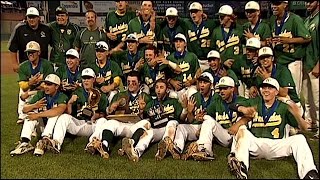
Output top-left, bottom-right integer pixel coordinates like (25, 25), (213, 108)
(105, 10), (136, 49)
(203, 67), (240, 88)
(270, 12), (311, 95)
(17, 59), (54, 121)
(48, 21), (80, 67)
(55, 65), (82, 97)
(73, 28), (107, 67)
(242, 19), (271, 43)
(302, 11), (319, 134)
(230, 96), (318, 179)
(52, 87), (108, 151)
(211, 24), (243, 63)
(133, 96), (183, 157)
(8, 21), (52, 63)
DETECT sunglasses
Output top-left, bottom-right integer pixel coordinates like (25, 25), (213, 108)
(27, 15), (38, 19)
(208, 58), (219, 62)
(190, 9), (200, 14)
(245, 9), (257, 14)
(26, 51), (37, 56)
(44, 82), (55, 86)
(82, 76), (93, 80)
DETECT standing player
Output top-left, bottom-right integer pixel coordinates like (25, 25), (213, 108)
(268, 1), (311, 96)
(184, 2), (217, 71)
(302, 0), (319, 138)
(104, 1), (136, 49)
(16, 41), (54, 124)
(121, 79), (184, 162)
(8, 6), (51, 72)
(48, 6), (80, 69)
(10, 74), (68, 156)
(211, 4), (243, 69)
(74, 10), (107, 67)
(227, 78), (319, 179)
(242, 1), (271, 47)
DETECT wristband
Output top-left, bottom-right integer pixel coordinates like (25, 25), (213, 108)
(168, 61), (178, 69)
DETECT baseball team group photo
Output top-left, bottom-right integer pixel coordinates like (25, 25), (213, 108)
(1, 0), (319, 179)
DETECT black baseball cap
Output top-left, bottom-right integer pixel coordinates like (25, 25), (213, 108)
(55, 6), (68, 15)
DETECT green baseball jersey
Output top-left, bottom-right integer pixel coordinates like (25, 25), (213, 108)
(255, 65), (300, 103)
(71, 87), (108, 119)
(189, 91), (216, 124)
(110, 50), (144, 83)
(111, 90), (151, 115)
(55, 65), (83, 97)
(89, 60), (123, 88)
(105, 10), (136, 48)
(18, 59), (54, 90)
(242, 19), (271, 41)
(231, 54), (258, 88)
(127, 16), (161, 49)
(140, 63), (167, 96)
(73, 28), (107, 67)
(211, 25), (243, 62)
(144, 96), (183, 128)
(206, 94), (248, 129)
(166, 51), (200, 85)
(158, 19), (187, 54)
(28, 91), (68, 112)
(184, 19), (217, 59)
(270, 12), (311, 65)
(203, 67), (240, 87)
(48, 21), (81, 67)
(239, 97), (298, 139)
(304, 12), (319, 72)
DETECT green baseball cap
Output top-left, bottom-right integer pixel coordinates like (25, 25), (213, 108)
(55, 6), (68, 15)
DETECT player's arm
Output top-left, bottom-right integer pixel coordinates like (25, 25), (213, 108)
(37, 104), (67, 118)
(285, 100), (309, 132)
(278, 87), (289, 97)
(10, 52), (19, 72)
(228, 116), (252, 135)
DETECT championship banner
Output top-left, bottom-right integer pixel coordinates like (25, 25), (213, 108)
(82, 1), (116, 13)
(60, 1), (81, 13)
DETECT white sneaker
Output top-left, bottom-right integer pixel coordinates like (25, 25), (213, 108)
(10, 141), (34, 156)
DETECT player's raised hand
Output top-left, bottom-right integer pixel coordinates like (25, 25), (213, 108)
(170, 79), (182, 91)
(249, 86), (259, 98)
(134, 58), (145, 71)
(96, 76), (105, 84)
(223, 59), (235, 68)
(243, 29), (254, 39)
(181, 94), (188, 109)
(187, 96), (196, 113)
(29, 73), (41, 86)
(195, 109), (206, 122)
(68, 95), (78, 104)
(239, 106), (257, 118)
(138, 94), (146, 110)
(35, 97), (47, 109)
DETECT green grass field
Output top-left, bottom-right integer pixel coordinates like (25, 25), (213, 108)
(1, 41), (9, 52)
(1, 74), (319, 179)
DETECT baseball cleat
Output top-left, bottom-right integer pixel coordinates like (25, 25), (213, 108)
(155, 138), (168, 161)
(122, 138), (139, 162)
(34, 139), (47, 156)
(44, 137), (60, 154)
(303, 169), (319, 179)
(118, 148), (125, 156)
(191, 151), (215, 161)
(96, 141), (110, 160)
(85, 141), (96, 155)
(10, 141), (34, 156)
(165, 136), (180, 160)
(227, 153), (248, 179)
(16, 118), (24, 125)
(182, 142), (199, 160)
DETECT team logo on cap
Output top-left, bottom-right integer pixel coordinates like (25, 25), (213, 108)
(221, 79), (225, 83)
(29, 44), (34, 48)
(263, 48), (267, 52)
(85, 69), (90, 73)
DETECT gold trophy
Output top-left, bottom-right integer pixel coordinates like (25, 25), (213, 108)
(82, 88), (101, 123)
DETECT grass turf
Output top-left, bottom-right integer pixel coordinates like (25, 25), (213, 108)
(1, 74), (319, 179)
(1, 41), (9, 52)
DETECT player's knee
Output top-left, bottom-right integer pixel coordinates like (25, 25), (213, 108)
(293, 134), (307, 144)
(167, 120), (178, 128)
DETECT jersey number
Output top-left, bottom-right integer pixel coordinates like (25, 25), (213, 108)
(283, 44), (295, 53)
(201, 39), (211, 48)
(234, 46), (240, 55)
(271, 128), (279, 138)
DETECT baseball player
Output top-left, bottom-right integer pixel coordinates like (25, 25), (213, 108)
(89, 41), (123, 103)
(74, 9), (107, 67)
(302, 0), (319, 138)
(48, 6), (81, 69)
(8, 7), (51, 72)
(227, 78), (319, 179)
(183, 2), (217, 71)
(55, 49), (82, 98)
(242, 1), (271, 47)
(10, 74), (68, 156)
(158, 7), (187, 56)
(110, 33), (144, 85)
(16, 41), (54, 124)
(211, 5), (243, 69)
(231, 37), (261, 98)
(47, 68), (109, 154)
(121, 78), (184, 162)
(166, 72), (217, 161)
(85, 71), (151, 159)
(203, 50), (240, 94)
(104, 1), (136, 49)
(268, 1), (311, 96)
(167, 33), (201, 101)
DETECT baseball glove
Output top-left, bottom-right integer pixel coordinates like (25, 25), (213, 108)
(88, 88), (101, 108)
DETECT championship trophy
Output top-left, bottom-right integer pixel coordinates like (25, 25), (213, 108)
(82, 88), (101, 123)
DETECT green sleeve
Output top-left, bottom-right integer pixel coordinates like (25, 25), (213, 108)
(111, 61), (123, 78)
(261, 21), (272, 40)
(286, 105), (299, 128)
(18, 63), (29, 82)
(42, 60), (54, 77)
(97, 93), (108, 113)
(57, 93), (68, 105)
(111, 91), (122, 104)
(27, 91), (45, 104)
(294, 15), (311, 39)
(277, 67), (295, 88)
(206, 94), (219, 117)
(73, 30), (82, 48)
(174, 99), (183, 121)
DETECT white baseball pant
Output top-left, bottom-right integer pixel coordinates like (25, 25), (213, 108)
(302, 71), (319, 132)
(230, 126), (317, 178)
(288, 60), (303, 97)
(20, 116), (59, 140)
(196, 115), (232, 155)
(52, 113), (97, 146)
(89, 119), (151, 142)
(174, 123), (201, 153)
(135, 120), (179, 157)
